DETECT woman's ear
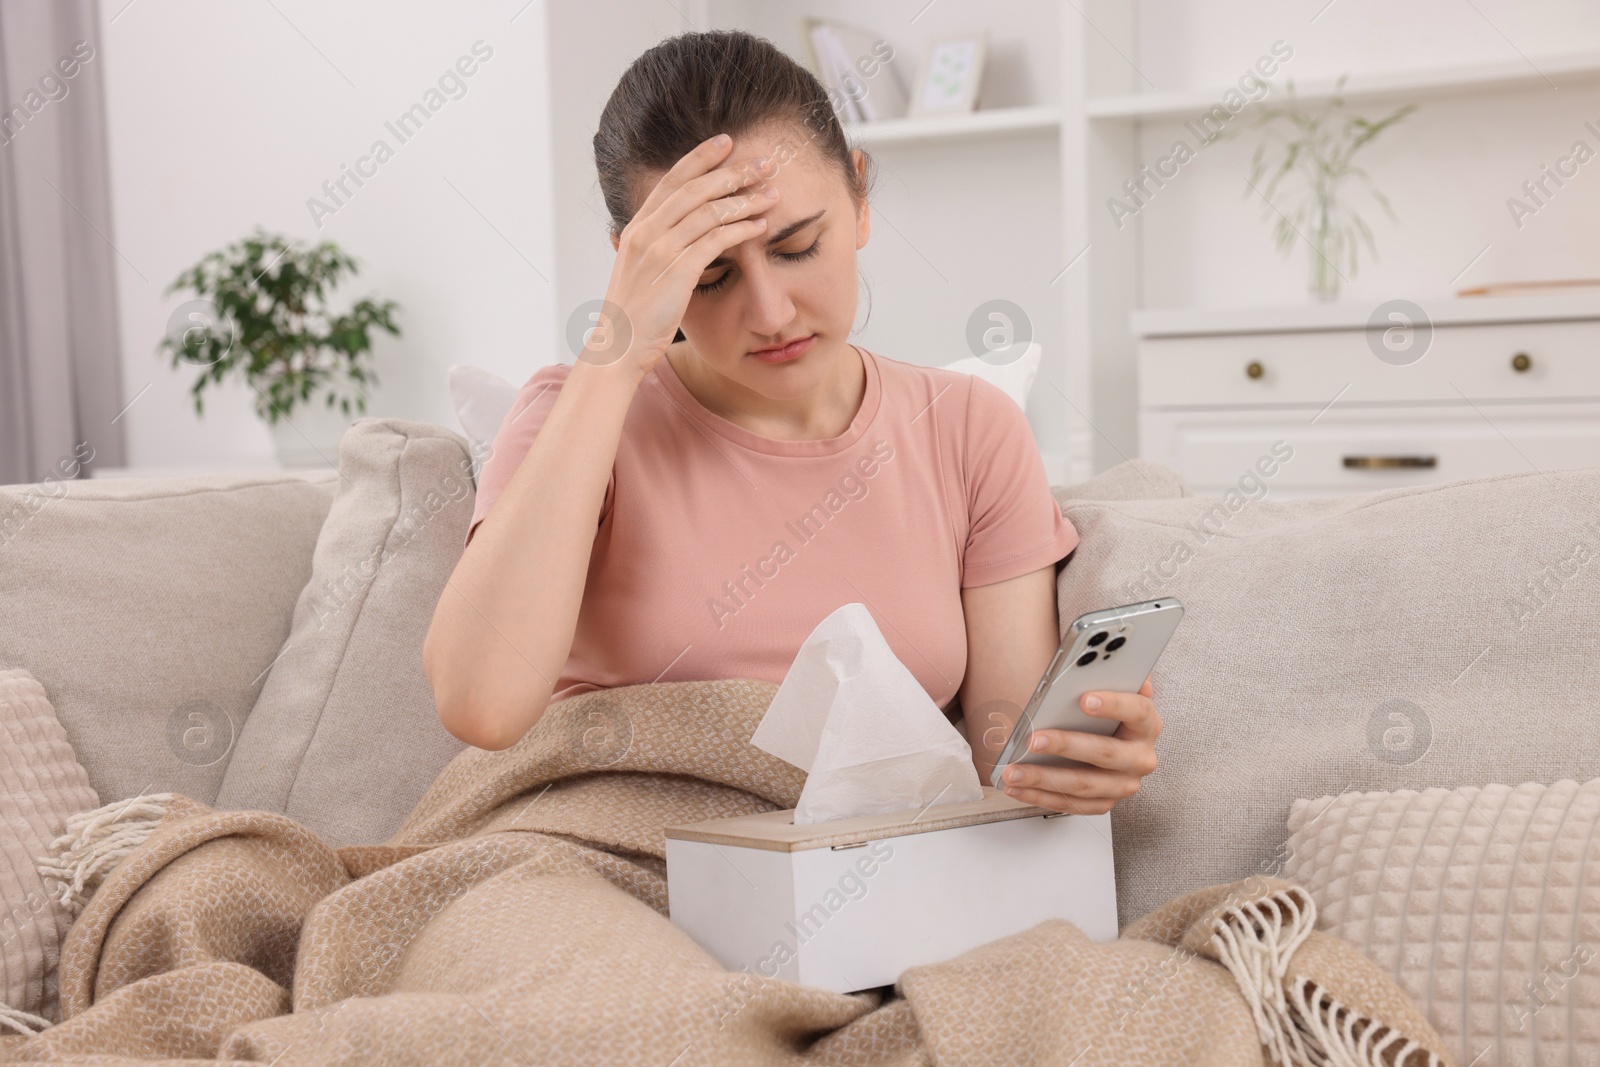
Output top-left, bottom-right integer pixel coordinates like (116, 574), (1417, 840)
(610, 231), (620, 252)
(851, 150), (871, 250)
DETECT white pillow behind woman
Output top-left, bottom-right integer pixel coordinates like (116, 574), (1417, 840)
(939, 341), (1041, 413)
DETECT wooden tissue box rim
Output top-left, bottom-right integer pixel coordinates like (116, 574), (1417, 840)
(664, 785), (1051, 853)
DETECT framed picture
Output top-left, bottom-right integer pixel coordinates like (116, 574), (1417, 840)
(908, 32), (987, 117)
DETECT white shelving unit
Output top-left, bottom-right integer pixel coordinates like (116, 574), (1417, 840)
(1086, 49), (1600, 120)
(1059, 5), (1600, 482)
(1133, 291), (1600, 337)
(843, 104), (1061, 146)
(1134, 294), (1600, 497)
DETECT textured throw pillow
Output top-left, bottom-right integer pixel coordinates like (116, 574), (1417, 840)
(1283, 780), (1600, 1067)
(446, 364), (516, 484)
(213, 419), (472, 847)
(0, 668), (99, 1034)
(1051, 465), (1600, 932)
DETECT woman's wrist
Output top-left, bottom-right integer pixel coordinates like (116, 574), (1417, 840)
(567, 345), (653, 397)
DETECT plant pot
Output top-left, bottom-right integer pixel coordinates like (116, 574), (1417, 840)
(268, 400), (357, 469)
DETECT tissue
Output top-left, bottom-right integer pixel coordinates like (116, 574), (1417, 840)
(750, 602), (984, 824)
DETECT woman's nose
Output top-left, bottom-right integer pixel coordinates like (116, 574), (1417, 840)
(739, 261), (796, 336)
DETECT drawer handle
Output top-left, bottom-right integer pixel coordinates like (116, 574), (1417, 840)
(1343, 454), (1437, 469)
(1245, 360), (1264, 379)
(1511, 351), (1532, 373)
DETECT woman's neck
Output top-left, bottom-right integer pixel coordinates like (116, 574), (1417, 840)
(666, 340), (867, 441)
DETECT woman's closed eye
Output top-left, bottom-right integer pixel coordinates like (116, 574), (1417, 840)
(694, 239), (822, 295)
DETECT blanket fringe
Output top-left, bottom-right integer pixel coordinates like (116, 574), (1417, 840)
(1208, 889), (1320, 1065)
(1207, 888), (1443, 1067)
(0, 1002), (52, 1036)
(1286, 975), (1444, 1067)
(35, 793), (175, 917)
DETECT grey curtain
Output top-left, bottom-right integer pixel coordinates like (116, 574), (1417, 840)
(0, 0), (124, 485)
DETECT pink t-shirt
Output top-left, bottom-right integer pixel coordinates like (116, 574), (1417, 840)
(466, 345), (1079, 711)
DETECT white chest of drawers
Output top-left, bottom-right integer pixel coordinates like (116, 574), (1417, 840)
(1133, 296), (1600, 498)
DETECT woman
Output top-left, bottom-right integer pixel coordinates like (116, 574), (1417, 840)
(422, 29), (1159, 817)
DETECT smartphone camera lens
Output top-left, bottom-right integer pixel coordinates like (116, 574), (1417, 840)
(1076, 650), (1098, 667)
(1087, 631), (1109, 647)
(1105, 636), (1126, 652)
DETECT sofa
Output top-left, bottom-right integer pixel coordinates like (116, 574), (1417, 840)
(4, 415), (1598, 1065)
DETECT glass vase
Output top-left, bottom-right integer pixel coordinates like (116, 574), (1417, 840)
(1308, 194), (1340, 302)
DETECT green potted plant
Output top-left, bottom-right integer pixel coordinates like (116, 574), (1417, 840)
(159, 228), (401, 467)
(1244, 77), (1416, 301)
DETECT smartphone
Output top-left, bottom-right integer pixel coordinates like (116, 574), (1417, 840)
(988, 598), (1185, 789)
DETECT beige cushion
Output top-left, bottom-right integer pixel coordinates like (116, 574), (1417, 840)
(1283, 780), (1600, 1067)
(0, 668), (100, 1029)
(1053, 458), (1191, 504)
(215, 419), (472, 847)
(1052, 465), (1600, 931)
(0, 469), (338, 805)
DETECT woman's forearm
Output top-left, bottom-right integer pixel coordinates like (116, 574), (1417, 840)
(424, 356), (642, 749)
(957, 566), (1062, 783)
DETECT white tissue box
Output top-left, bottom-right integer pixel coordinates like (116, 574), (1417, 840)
(665, 785), (1117, 993)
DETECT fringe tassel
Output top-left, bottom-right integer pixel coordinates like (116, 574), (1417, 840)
(1286, 975), (1444, 1067)
(1208, 890), (1321, 1065)
(35, 793), (175, 917)
(1207, 888), (1444, 1067)
(0, 1002), (52, 1036)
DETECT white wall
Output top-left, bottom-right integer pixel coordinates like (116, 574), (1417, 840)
(544, 0), (698, 362)
(98, 0), (559, 468)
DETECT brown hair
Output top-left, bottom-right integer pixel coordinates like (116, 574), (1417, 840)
(594, 30), (876, 339)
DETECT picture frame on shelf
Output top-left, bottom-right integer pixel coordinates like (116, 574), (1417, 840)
(909, 32), (987, 117)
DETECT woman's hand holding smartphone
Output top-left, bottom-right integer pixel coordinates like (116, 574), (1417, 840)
(990, 599), (1181, 817)
(597, 133), (777, 382)
(996, 675), (1161, 816)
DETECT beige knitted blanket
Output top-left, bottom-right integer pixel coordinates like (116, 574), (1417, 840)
(2, 680), (1453, 1065)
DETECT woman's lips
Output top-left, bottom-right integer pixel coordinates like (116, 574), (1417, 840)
(747, 334), (816, 363)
